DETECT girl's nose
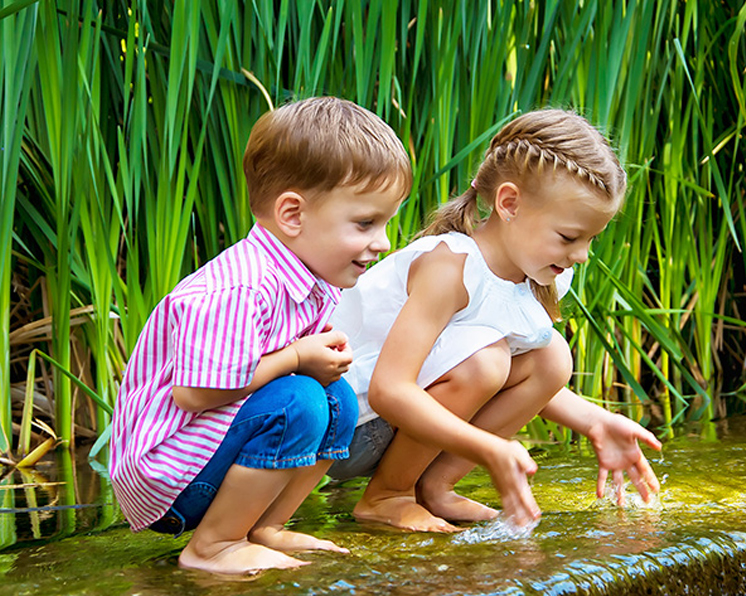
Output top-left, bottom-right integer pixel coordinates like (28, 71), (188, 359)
(571, 244), (589, 264)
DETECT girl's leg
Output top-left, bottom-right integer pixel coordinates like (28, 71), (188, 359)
(178, 375), (355, 574)
(353, 340), (513, 532)
(417, 330), (573, 522)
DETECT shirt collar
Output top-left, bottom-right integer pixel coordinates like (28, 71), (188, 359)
(247, 224), (341, 306)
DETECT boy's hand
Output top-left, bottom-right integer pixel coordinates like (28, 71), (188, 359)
(485, 439), (541, 527)
(291, 328), (353, 386)
(588, 413), (662, 505)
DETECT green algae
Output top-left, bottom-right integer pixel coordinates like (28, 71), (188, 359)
(1, 418), (746, 595)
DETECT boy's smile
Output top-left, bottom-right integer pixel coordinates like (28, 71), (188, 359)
(293, 182), (405, 288)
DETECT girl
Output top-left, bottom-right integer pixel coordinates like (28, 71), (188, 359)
(328, 109), (662, 533)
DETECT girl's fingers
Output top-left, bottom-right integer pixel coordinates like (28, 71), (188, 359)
(639, 429), (663, 451)
(638, 457), (661, 493)
(504, 482), (540, 527)
(626, 464), (650, 502)
(613, 470), (625, 506)
(518, 451), (538, 476)
(498, 451), (541, 527)
(597, 468), (609, 499)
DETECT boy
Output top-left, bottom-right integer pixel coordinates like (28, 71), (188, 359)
(109, 97), (412, 574)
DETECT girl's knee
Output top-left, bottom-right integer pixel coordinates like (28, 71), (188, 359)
(446, 340), (512, 398)
(540, 331), (573, 388)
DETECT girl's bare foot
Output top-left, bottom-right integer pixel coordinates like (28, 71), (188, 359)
(179, 539), (308, 575)
(418, 487), (499, 522)
(250, 526), (349, 553)
(353, 493), (460, 532)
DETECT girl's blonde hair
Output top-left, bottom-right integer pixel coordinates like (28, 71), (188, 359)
(422, 109), (627, 320)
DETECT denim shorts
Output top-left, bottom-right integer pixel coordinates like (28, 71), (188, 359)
(150, 374), (357, 536)
(327, 416), (395, 481)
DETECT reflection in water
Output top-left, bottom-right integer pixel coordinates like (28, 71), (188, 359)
(0, 417), (745, 595)
(0, 475), (15, 550)
(0, 446), (121, 551)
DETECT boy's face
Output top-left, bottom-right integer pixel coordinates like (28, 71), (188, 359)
(294, 182), (404, 288)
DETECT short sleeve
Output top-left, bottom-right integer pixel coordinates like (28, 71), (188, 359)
(172, 287), (263, 390)
(556, 267), (574, 298)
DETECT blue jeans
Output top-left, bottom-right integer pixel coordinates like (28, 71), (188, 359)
(150, 375), (357, 536)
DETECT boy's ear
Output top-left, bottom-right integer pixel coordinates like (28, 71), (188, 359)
(494, 182), (520, 222)
(273, 191), (306, 237)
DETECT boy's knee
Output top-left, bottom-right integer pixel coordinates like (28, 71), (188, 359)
(281, 375), (331, 438)
(325, 378), (359, 445)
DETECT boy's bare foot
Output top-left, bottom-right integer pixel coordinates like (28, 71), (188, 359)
(353, 494), (461, 532)
(250, 526), (349, 554)
(418, 488), (499, 522)
(179, 539), (308, 575)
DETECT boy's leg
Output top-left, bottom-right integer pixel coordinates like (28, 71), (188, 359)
(353, 340), (512, 532)
(249, 460), (342, 551)
(177, 375), (353, 574)
(179, 466), (308, 573)
(417, 331), (573, 522)
(250, 378), (358, 552)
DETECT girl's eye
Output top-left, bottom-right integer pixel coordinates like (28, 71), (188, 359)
(559, 233), (576, 243)
(357, 220), (374, 230)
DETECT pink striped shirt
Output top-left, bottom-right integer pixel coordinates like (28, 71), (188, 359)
(109, 224), (340, 531)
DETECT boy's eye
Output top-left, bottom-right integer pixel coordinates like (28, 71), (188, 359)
(559, 233), (576, 243)
(357, 220), (374, 229)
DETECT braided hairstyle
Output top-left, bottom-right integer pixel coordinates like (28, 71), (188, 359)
(422, 109), (627, 320)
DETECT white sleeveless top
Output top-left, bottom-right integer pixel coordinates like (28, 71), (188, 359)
(331, 232), (573, 426)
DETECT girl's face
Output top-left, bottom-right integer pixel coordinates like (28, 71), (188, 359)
(501, 173), (617, 286)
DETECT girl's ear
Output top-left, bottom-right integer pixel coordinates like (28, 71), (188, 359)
(494, 182), (520, 222)
(273, 191), (306, 237)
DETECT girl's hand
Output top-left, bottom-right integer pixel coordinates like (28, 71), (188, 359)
(588, 413), (662, 505)
(291, 328), (352, 386)
(485, 439), (541, 527)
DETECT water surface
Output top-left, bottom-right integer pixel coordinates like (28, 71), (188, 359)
(1, 417), (745, 595)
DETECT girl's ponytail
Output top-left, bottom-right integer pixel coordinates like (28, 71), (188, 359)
(419, 187), (480, 237)
(531, 282), (560, 321)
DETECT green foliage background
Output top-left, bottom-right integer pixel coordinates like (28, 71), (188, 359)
(1, 0), (745, 452)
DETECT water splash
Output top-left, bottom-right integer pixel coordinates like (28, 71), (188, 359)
(453, 515), (540, 544)
(594, 480), (664, 510)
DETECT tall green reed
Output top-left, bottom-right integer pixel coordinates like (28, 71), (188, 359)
(2, 0), (745, 450)
(0, 1), (37, 452)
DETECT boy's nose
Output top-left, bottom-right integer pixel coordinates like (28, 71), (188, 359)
(371, 226), (391, 254)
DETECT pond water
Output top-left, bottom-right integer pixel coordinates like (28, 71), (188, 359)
(1, 416), (746, 595)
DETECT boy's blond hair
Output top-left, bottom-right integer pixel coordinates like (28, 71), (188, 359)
(243, 97), (412, 217)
